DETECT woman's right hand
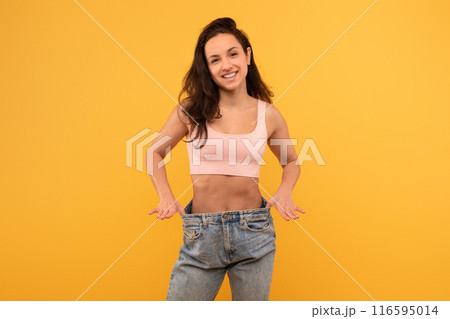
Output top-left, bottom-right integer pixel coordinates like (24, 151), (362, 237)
(148, 196), (186, 220)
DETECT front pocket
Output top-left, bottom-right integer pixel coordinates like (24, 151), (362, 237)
(243, 217), (271, 232)
(182, 223), (202, 239)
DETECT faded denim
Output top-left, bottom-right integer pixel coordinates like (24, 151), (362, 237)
(166, 195), (276, 301)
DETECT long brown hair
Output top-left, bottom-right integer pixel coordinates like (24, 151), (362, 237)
(178, 17), (274, 148)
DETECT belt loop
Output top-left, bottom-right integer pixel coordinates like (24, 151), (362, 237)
(239, 211), (244, 226)
(202, 214), (206, 227)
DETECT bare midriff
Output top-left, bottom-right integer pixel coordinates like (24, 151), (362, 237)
(189, 174), (263, 214)
(184, 97), (272, 214)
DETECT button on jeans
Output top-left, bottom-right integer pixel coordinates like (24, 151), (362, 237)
(166, 195), (276, 301)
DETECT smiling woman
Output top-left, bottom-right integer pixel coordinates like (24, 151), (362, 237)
(146, 17), (306, 301)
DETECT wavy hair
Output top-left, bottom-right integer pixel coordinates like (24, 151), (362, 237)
(178, 17), (274, 148)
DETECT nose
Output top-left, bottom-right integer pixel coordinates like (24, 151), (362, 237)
(222, 57), (233, 70)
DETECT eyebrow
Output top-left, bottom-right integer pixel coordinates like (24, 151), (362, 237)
(207, 46), (239, 60)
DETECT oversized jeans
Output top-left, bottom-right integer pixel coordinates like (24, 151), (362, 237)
(166, 195), (276, 301)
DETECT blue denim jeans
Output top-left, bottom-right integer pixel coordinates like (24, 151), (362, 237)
(166, 195), (276, 301)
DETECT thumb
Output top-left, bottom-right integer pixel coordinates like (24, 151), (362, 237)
(265, 202), (272, 208)
(178, 204), (187, 214)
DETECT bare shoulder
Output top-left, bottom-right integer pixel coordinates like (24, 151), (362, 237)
(175, 98), (192, 122)
(149, 99), (192, 157)
(174, 98), (196, 137)
(263, 101), (284, 139)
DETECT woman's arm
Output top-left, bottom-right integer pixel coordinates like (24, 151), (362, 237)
(147, 104), (189, 196)
(265, 104), (306, 221)
(267, 104), (301, 191)
(147, 103), (190, 219)
(277, 161), (300, 194)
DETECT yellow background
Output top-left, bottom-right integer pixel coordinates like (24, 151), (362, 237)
(1, 0), (449, 301)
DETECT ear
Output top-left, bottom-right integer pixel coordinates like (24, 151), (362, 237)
(246, 46), (251, 64)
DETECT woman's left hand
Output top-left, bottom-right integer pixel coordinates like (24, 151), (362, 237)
(265, 189), (306, 221)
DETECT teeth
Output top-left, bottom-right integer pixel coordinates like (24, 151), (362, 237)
(223, 72), (237, 78)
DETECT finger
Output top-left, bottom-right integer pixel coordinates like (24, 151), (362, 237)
(158, 209), (169, 219)
(160, 210), (170, 219)
(148, 208), (157, 215)
(284, 207), (298, 219)
(289, 212), (299, 219)
(164, 209), (177, 219)
(279, 208), (291, 221)
(289, 208), (300, 220)
(286, 210), (297, 220)
(296, 206), (306, 213)
(178, 205), (187, 215)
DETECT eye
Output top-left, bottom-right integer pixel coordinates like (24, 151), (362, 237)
(211, 52), (238, 64)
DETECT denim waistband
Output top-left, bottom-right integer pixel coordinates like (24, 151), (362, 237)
(182, 195), (270, 225)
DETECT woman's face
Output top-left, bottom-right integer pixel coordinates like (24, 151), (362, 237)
(204, 33), (251, 91)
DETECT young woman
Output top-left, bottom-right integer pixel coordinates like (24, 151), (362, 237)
(147, 17), (306, 301)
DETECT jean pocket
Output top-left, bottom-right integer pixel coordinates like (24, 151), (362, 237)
(182, 222), (202, 240)
(243, 215), (271, 232)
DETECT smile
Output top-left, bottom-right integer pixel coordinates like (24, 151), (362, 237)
(222, 71), (238, 79)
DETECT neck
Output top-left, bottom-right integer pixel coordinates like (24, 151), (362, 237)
(218, 85), (253, 109)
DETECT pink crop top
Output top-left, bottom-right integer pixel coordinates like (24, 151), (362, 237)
(186, 99), (268, 178)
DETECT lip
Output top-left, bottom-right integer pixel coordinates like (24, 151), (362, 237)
(222, 70), (238, 80)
